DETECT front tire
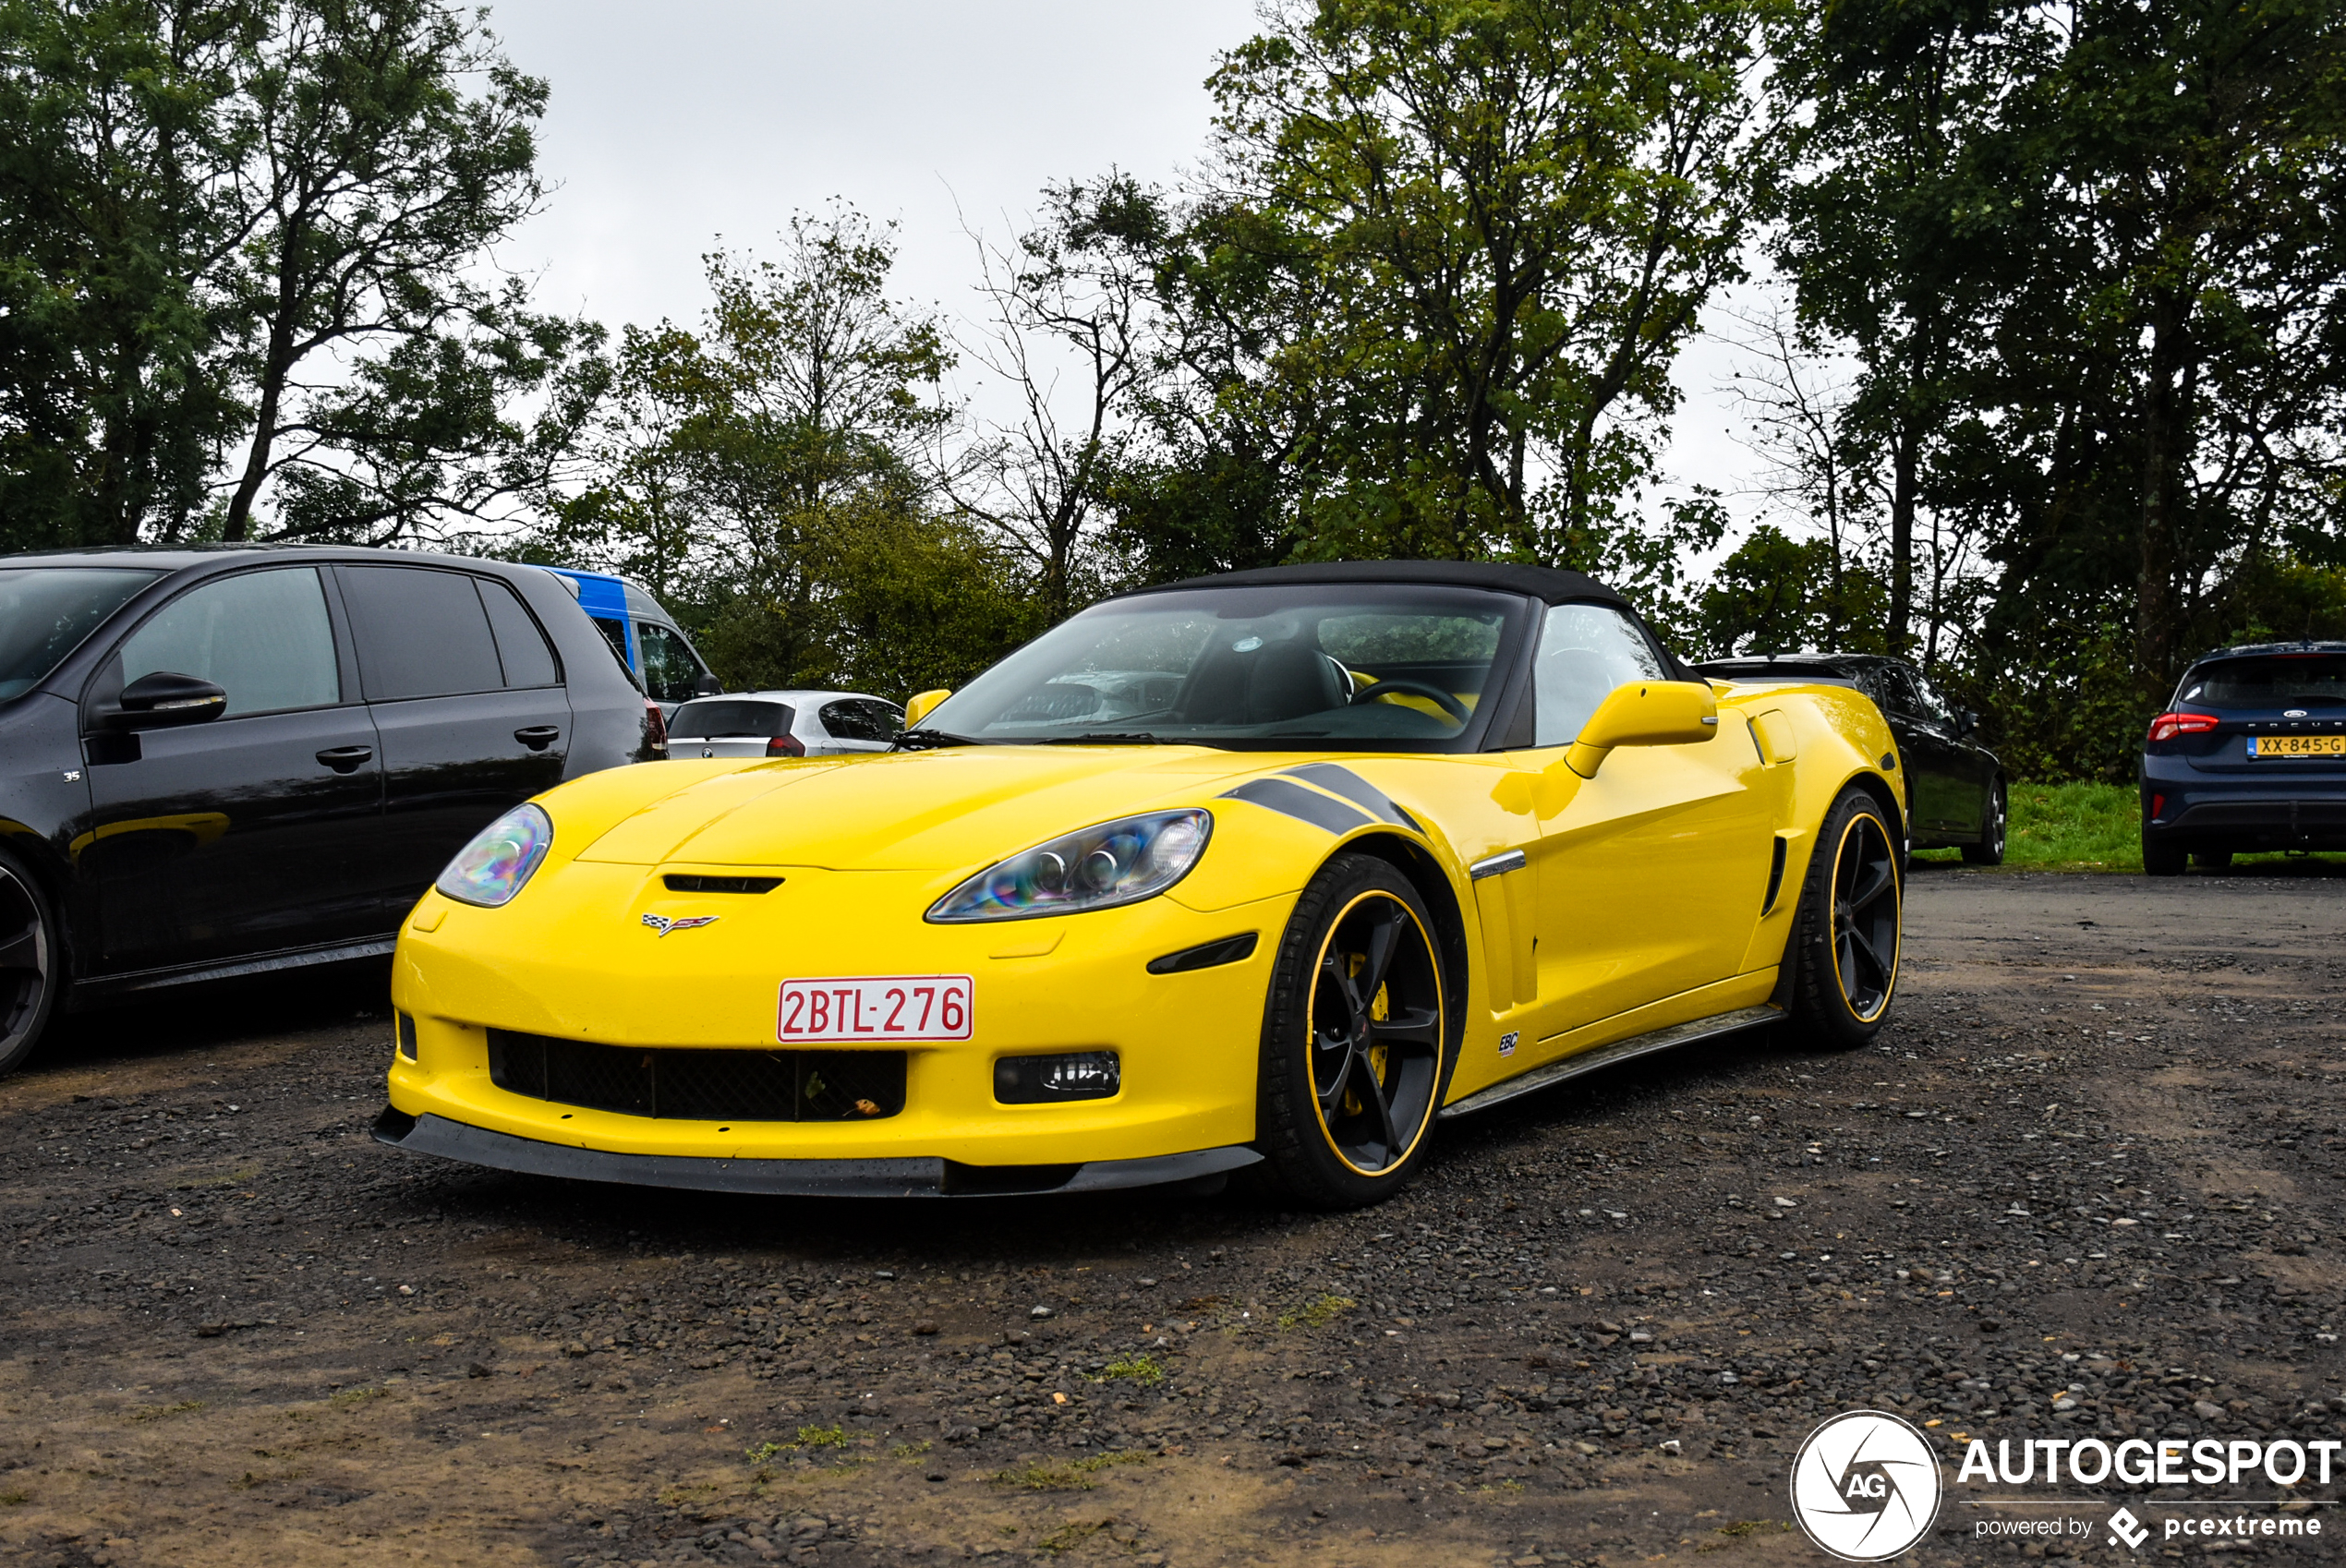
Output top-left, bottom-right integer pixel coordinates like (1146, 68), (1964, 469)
(0, 848), (61, 1078)
(1256, 853), (1450, 1210)
(1961, 778), (2007, 865)
(1787, 788), (1903, 1052)
(2142, 837), (2186, 876)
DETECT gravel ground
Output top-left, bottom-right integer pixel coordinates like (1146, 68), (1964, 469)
(2, 864), (2341, 1568)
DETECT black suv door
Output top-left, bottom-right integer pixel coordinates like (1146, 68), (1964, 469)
(79, 564), (386, 971)
(335, 565), (573, 921)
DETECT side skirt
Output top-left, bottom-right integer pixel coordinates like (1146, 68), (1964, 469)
(1436, 1004), (1782, 1121)
(67, 935), (398, 1007)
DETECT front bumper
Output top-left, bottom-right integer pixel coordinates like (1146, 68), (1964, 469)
(384, 863), (1291, 1171)
(372, 1107), (1260, 1197)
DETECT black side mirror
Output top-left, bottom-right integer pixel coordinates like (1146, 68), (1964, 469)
(693, 672), (722, 697)
(1953, 707), (1979, 739)
(116, 670), (227, 728)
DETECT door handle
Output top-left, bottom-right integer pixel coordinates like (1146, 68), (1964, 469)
(514, 725), (562, 752)
(315, 745), (373, 774)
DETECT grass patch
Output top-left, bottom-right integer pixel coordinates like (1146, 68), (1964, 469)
(991, 1450), (1151, 1491)
(745, 1424), (850, 1464)
(1914, 778), (2346, 874)
(126, 1399), (204, 1423)
(1716, 1520), (1792, 1538)
(1276, 1294), (1355, 1331)
(1905, 780), (2140, 871)
(0, 1490), (29, 1506)
(327, 1385), (386, 1407)
(891, 1441), (932, 1459)
(657, 1481), (720, 1507)
(1089, 1353), (1164, 1386)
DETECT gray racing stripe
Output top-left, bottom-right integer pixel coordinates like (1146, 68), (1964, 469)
(1219, 777), (1375, 835)
(1282, 763), (1422, 831)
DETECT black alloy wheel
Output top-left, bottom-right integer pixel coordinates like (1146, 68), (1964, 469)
(1962, 778), (2008, 865)
(0, 849), (59, 1078)
(1789, 788), (1903, 1051)
(1257, 853), (1450, 1208)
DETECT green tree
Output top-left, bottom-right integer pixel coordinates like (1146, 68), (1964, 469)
(553, 210), (1036, 699)
(1691, 523), (1889, 658)
(1205, 0), (1783, 564)
(217, 0), (587, 542)
(0, 0), (253, 546)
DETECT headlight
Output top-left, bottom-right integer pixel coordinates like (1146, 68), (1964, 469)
(927, 810), (1212, 923)
(435, 803), (553, 908)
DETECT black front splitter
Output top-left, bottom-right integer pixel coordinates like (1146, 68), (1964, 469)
(371, 1107), (1261, 1198)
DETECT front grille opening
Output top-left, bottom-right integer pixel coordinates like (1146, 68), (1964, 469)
(662, 874), (784, 894)
(487, 1030), (903, 1121)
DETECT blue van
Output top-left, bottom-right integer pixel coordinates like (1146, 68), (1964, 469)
(535, 567), (718, 715)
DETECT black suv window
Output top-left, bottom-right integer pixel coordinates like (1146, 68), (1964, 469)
(0, 567), (162, 701)
(818, 698), (898, 742)
(480, 579), (560, 688)
(118, 567), (340, 715)
(340, 566), (505, 701)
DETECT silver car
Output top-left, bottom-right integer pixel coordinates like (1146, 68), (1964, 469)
(666, 690), (903, 759)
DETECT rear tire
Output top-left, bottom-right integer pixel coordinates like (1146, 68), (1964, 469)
(1961, 778), (2007, 865)
(1256, 853), (1451, 1210)
(0, 847), (62, 1079)
(1787, 788), (1903, 1052)
(2192, 849), (2233, 871)
(2142, 838), (2186, 876)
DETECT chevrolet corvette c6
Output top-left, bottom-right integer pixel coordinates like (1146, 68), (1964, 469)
(375, 561), (1905, 1208)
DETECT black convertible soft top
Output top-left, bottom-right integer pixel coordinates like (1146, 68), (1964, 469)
(1117, 560), (1628, 609)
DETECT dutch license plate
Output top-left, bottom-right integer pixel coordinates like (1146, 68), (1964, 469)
(777, 974), (972, 1042)
(2248, 734), (2346, 759)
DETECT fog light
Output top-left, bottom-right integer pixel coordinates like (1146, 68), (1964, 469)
(995, 1051), (1119, 1104)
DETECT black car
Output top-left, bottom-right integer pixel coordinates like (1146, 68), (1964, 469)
(1693, 652), (2007, 862)
(2139, 640), (2346, 874)
(0, 546), (660, 1076)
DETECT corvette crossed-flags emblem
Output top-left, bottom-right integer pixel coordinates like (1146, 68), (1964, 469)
(640, 913), (720, 937)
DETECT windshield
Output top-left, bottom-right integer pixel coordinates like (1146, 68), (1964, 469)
(0, 567), (163, 701)
(923, 585), (1531, 748)
(2180, 654), (2346, 709)
(671, 698), (793, 739)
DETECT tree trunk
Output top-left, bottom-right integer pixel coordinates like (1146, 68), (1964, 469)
(2134, 300), (2185, 688)
(1888, 417), (1918, 655)
(223, 232), (305, 541)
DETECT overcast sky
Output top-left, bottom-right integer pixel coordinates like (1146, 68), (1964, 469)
(484, 0), (1767, 542)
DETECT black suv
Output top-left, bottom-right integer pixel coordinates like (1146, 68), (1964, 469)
(1694, 652), (2008, 862)
(0, 547), (659, 1076)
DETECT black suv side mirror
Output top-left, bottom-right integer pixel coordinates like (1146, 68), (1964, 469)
(1953, 707), (1979, 740)
(693, 672), (722, 697)
(115, 670), (228, 728)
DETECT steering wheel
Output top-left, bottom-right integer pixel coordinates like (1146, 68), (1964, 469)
(1350, 679), (1471, 725)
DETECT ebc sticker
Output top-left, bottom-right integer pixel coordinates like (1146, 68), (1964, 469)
(778, 975), (973, 1042)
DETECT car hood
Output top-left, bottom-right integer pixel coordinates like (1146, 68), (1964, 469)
(567, 745), (1294, 872)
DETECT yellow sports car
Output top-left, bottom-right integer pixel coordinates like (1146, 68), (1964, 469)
(374, 562), (1904, 1208)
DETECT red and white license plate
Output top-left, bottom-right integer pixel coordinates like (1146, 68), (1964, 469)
(777, 974), (972, 1042)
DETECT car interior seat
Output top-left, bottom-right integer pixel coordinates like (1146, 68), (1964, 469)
(1177, 637), (1348, 726)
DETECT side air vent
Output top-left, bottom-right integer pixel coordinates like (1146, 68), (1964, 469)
(1762, 834), (1789, 914)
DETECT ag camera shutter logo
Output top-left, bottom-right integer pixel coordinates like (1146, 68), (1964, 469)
(1790, 1410), (1943, 1561)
